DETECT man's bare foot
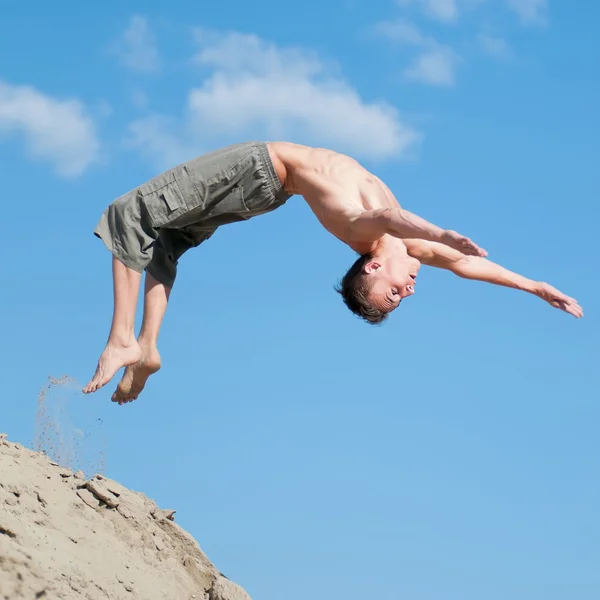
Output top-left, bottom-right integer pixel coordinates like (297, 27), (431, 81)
(111, 346), (161, 405)
(83, 340), (143, 394)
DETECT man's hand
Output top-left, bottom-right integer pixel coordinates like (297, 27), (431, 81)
(535, 282), (584, 318)
(441, 230), (488, 258)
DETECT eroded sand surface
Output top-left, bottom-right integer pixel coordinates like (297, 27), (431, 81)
(0, 433), (251, 600)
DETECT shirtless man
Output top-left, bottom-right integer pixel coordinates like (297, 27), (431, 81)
(83, 141), (583, 403)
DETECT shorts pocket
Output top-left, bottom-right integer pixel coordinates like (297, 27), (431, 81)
(140, 172), (187, 228)
(204, 183), (252, 222)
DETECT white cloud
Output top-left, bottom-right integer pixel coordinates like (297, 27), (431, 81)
(374, 20), (460, 87)
(111, 15), (160, 73)
(126, 115), (197, 167)
(478, 33), (512, 59)
(404, 47), (459, 86)
(395, 0), (548, 27)
(376, 1), (549, 88)
(397, 0), (459, 22)
(0, 80), (100, 177)
(374, 20), (429, 45)
(127, 29), (420, 169)
(422, 0), (459, 22)
(507, 0), (547, 24)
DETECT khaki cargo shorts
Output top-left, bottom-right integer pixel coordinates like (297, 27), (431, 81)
(93, 142), (290, 287)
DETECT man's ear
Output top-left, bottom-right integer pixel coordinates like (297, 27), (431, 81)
(364, 260), (382, 274)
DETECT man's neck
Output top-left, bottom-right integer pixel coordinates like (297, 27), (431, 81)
(371, 235), (408, 259)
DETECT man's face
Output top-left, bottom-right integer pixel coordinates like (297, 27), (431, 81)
(364, 255), (421, 312)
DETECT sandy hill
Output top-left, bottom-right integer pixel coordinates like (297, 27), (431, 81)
(0, 433), (251, 600)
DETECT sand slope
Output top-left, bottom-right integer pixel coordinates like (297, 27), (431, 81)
(0, 433), (251, 600)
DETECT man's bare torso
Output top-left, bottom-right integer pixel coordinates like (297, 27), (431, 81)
(268, 142), (398, 252)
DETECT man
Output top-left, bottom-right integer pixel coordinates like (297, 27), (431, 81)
(84, 141), (583, 403)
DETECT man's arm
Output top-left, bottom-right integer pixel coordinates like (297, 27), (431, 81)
(348, 174), (486, 256)
(350, 207), (488, 257)
(375, 175), (487, 257)
(404, 239), (583, 318)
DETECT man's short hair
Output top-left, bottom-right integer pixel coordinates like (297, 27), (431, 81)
(334, 253), (390, 325)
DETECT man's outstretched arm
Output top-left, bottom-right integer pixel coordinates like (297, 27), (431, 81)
(375, 175), (487, 256)
(404, 239), (583, 318)
(350, 207), (488, 257)
(348, 175), (486, 256)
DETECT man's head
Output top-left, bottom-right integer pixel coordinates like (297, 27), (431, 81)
(335, 251), (420, 325)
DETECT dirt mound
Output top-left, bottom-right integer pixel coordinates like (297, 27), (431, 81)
(0, 433), (251, 600)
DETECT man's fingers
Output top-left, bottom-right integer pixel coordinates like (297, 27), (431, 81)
(462, 242), (487, 257)
(469, 242), (487, 257)
(464, 240), (486, 254)
(545, 284), (576, 304)
(557, 295), (580, 309)
(451, 233), (488, 258)
(556, 299), (584, 318)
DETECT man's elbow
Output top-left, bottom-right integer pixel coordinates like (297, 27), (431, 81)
(368, 208), (397, 234)
(450, 256), (478, 279)
(381, 208), (411, 236)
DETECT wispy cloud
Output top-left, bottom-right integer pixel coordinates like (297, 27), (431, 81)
(127, 28), (420, 169)
(374, 20), (431, 45)
(478, 33), (512, 59)
(374, 19), (460, 87)
(127, 115), (195, 168)
(0, 80), (100, 177)
(372, 0), (550, 91)
(404, 47), (459, 86)
(110, 15), (161, 73)
(397, 0), (459, 23)
(506, 0), (547, 25)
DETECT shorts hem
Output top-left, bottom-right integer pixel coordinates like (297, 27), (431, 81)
(93, 229), (145, 274)
(145, 263), (175, 288)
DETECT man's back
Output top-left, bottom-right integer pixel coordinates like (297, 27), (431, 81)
(268, 142), (400, 250)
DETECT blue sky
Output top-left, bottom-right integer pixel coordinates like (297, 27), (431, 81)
(2, 1), (599, 598)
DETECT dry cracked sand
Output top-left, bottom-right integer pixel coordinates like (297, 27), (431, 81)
(0, 433), (252, 600)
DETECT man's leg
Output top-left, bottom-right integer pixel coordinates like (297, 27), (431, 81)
(83, 257), (144, 394)
(111, 272), (171, 404)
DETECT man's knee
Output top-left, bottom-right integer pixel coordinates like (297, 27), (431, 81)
(94, 190), (158, 274)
